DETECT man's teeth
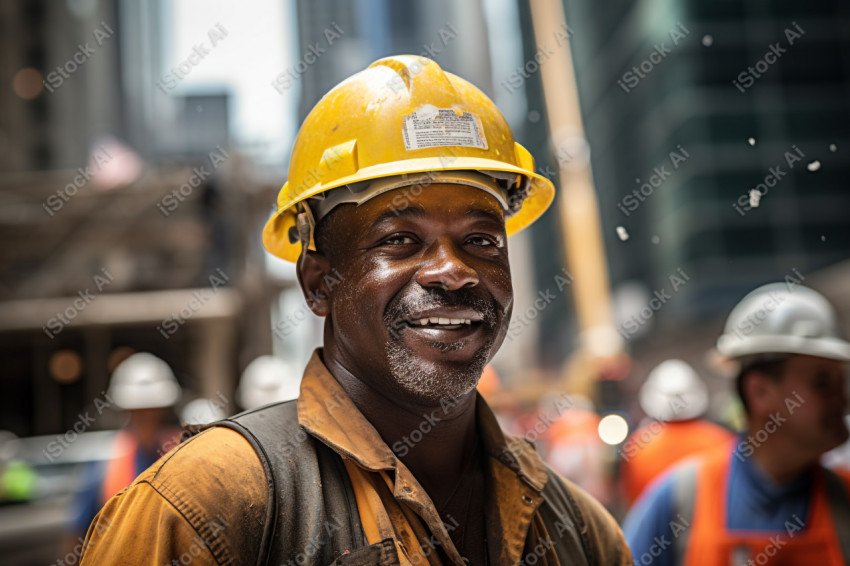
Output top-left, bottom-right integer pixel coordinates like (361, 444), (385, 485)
(413, 317), (472, 326)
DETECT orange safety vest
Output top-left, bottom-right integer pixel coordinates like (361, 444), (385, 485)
(682, 448), (850, 565)
(622, 419), (734, 506)
(100, 429), (181, 504)
(100, 431), (138, 504)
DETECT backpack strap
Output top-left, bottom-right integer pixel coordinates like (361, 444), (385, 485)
(188, 401), (366, 565)
(537, 469), (596, 565)
(671, 460), (699, 564)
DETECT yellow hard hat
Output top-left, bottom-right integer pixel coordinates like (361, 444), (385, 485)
(263, 55), (556, 262)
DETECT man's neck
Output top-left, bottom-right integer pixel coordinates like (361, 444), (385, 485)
(748, 432), (818, 485)
(322, 352), (480, 507)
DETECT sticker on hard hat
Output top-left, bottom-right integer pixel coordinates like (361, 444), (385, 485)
(402, 107), (488, 150)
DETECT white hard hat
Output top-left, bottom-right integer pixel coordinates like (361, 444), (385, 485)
(717, 283), (850, 362)
(639, 359), (708, 421)
(108, 353), (181, 410)
(237, 356), (300, 410)
(180, 398), (227, 426)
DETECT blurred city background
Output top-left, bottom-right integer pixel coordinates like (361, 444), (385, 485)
(1, 0), (849, 562)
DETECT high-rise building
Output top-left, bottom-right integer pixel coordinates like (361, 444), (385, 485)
(549, 0), (850, 344)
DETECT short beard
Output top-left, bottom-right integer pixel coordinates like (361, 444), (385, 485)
(383, 286), (499, 404)
(385, 338), (492, 404)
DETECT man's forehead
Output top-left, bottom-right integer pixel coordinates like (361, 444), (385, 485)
(361, 182), (507, 223)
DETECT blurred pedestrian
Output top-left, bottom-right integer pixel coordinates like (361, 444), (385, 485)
(620, 359), (733, 507)
(625, 283), (850, 565)
(236, 355), (300, 410)
(69, 353), (181, 537)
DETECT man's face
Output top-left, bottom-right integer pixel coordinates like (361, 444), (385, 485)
(308, 183), (513, 405)
(763, 355), (849, 455)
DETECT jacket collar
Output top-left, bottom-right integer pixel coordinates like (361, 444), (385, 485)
(296, 349), (549, 492)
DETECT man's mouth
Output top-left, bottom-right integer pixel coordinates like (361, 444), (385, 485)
(402, 309), (485, 331)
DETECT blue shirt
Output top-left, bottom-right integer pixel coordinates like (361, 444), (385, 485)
(71, 445), (159, 536)
(623, 443), (813, 566)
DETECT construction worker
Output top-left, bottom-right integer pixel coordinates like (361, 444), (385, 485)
(236, 354), (300, 410)
(80, 55), (631, 564)
(71, 353), (181, 537)
(620, 359), (734, 506)
(530, 394), (608, 506)
(180, 397), (228, 427)
(624, 282), (850, 565)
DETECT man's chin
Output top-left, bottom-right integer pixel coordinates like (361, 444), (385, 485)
(385, 341), (489, 404)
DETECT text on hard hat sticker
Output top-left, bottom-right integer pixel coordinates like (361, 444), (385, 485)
(402, 108), (488, 151)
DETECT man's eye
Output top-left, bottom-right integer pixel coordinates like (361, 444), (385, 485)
(466, 235), (500, 247)
(384, 235), (416, 245)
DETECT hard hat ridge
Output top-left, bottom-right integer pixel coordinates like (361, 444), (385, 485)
(263, 54), (555, 262)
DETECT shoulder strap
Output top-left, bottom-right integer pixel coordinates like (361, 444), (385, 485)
(204, 401), (365, 565)
(537, 469), (595, 565)
(671, 459), (699, 564)
(821, 467), (850, 564)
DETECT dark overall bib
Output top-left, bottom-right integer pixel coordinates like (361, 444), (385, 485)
(195, 401), (600, 565)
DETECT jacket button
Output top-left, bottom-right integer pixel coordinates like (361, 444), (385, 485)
(403, 485), (413, 494)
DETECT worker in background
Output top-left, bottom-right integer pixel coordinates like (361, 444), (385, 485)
(542, 394), (611, 506)
(625, 283), (850, 565)
(620, 359), (734, 507)
(81, 55), (631, 564)
(236, 355), (300, 410)
(179, 396), (228, 433)
(70, 353), (181, 538)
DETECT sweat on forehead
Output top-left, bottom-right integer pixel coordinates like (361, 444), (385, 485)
(312, 183), (506, 256)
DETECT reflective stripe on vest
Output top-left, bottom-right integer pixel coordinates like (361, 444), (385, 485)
(671, 449), (850, 565)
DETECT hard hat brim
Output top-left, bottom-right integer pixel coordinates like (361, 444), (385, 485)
(717, 334), (850, 363)
(263, 156), (555, 262)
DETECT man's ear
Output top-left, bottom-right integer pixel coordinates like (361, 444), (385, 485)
(297, 249), (333, 317)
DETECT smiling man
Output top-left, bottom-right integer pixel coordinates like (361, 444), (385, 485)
(81, 55), (630, 565)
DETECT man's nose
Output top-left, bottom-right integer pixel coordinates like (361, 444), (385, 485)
(415, 238), (479, 291)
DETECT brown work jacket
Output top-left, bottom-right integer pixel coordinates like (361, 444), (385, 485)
(81, 350), (631, 565)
